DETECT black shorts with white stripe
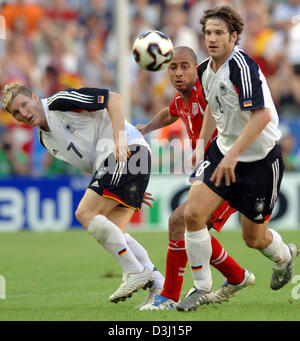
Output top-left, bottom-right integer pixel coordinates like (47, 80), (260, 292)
(191, 139), (284, 224)
(88, 144), (151, 211)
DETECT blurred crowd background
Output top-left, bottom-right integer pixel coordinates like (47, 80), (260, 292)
(1, 0), (300, 177)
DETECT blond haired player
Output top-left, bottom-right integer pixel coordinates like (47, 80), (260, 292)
(1, 82), (165, 304)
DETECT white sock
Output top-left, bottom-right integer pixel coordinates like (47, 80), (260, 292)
(185, 228), (212, 292)
(260, 228), (291, 270)
(124, 233), (165, 289)
(87, 215), (144, 274)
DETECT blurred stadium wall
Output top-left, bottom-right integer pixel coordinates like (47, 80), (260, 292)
(0, 173), (300, 232)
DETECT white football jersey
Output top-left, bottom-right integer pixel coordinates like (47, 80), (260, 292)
(38, 88), (150, 174)
(198, 47), (281, 162)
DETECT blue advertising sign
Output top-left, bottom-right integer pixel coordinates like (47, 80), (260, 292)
(0, 177), (89, 232)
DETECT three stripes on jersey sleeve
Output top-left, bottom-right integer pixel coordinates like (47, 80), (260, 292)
(232, 51), (252, 99)
(46, 90), (95, 107)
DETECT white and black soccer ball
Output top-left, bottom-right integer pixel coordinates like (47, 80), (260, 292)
(133, 30), (174, 72)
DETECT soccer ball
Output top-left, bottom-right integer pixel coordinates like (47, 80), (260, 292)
(133, 30), (174, 72)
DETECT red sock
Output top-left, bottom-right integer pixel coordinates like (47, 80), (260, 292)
(160, 240), (188, 302)
(210, 235), (245, 284)
(161, 236), (245, 302)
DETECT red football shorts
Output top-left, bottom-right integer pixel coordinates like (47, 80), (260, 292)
(211, 201), (236, 232)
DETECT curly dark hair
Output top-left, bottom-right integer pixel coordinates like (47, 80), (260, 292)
(200, 5), (244, 45)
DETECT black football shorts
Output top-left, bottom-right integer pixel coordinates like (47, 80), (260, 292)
(88, 144), (151, 211)
(191, 139), (284, 224)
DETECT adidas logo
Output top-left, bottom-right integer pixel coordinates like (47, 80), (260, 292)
(254, 214), (263, 220)
(90, 181), (99, 188)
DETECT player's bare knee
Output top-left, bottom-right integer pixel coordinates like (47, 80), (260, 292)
(75, 207), (95, 228)
(169, 211), (185, 239)
(75, 207), (85, 226)
(184, 205), (207, 230)
(243, 233), (261, 249)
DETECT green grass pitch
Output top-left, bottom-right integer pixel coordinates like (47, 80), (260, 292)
(0, 229), (299, 321)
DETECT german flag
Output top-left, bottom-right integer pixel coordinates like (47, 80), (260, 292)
(243, 100), (252, 107)
(118, 248), (127, 256)
(98, 95), (104, 103)
(191, 265), (203, 271)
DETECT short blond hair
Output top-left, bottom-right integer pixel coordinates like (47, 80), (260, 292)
(1, 82), (32, 113)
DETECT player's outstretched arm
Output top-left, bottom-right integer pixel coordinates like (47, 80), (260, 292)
(190, 105), (216, 168)
(198, 105), (217, 148)
(136, 107), (178, 135)
(227, 107), (271, 158)
(107, 92), (131, 162)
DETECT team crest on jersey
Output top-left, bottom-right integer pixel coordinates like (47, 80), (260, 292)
(192, 103), (199, 116)
(95, 167), (107, 179)
(129, 185), (137, 192)
(219, 82), (227, 96)
(65, 122), (76, 134)
(255, 197), (265, 213)
(61, 117), (76, 134)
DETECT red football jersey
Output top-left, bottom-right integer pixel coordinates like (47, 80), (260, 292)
(169, 78), (207, 150)
(169, 80), (236, 231)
